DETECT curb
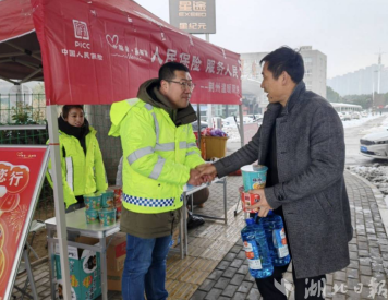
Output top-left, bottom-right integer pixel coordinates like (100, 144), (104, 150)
(347, 169), (388, 235)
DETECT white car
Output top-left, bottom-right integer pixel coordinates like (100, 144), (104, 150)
(342, 112), (352, 121)
(360, 130), (388, 159)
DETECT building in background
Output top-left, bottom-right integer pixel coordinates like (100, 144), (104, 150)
(237, 46), (327, 115)
(9, 85), (33, 107)
(239, 52), (268, 115)
(328, 64), (388, 96)
(300, 46), (327, 98)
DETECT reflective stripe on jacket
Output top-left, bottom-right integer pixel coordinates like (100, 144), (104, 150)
(46, 127), (108, 208)
(109, 98), (204, 214)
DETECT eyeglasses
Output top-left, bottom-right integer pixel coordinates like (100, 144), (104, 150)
(165, 80), (195, 90)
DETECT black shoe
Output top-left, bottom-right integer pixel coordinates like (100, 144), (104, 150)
(187, 212), (205, 230)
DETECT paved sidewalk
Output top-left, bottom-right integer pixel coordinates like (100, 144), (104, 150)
(11, 171), (388, 300)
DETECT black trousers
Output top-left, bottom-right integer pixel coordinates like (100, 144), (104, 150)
(253, 210), (326, 300)
(255, 263), (326, 300)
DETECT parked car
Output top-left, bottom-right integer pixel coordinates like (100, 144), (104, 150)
(360, 130), (388, 159)
(191, 121), (208, 132)
(339, 111), (352, 121)
(352, 112), (361, 119)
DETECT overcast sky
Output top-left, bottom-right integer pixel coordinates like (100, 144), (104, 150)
(139, 0), (388, 79)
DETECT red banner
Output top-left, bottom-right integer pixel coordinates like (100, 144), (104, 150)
(30, 0), (241, 106)
(0, 0), (35, 43)
(0, 146), (49, 300)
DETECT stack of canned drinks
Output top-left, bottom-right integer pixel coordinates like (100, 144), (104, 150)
(83, 191), (117, 226)
(99, 190), (116, 226)
(84, 193), (101, 225)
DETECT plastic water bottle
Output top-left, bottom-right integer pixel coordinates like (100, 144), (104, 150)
(241, 218), (273, 278)
(259, 211), (291, 266)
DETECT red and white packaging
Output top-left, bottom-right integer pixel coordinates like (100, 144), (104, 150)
(239, 186), (260, 213)
(109, 185), (122, 220)
(109, 185), (122, 207)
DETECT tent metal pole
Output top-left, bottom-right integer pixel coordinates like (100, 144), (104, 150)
(46, 105), (72, 300)
(197, 104), (201, 146)
(206, 34), (212, 133)
(239, 104), (244, 147)
(5, 41), (42, 61)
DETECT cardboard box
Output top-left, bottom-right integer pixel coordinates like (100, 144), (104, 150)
(107, 232), (126, 272)
(107, 268), (123, 291)
(106, 232), (126, 291)
(55, 237), (101, 300)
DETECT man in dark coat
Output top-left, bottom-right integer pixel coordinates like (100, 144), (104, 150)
(198, 46), (352, 300)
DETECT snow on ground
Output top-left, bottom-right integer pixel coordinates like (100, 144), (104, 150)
(224, 128), (241, 142)
(342, 114), (383, 129)
(358, 114), (388, 134)
(348, 164), (388, 208)
(224, 114), (387, 143)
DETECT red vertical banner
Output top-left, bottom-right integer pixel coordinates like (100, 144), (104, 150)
(0, 146), (49, 300)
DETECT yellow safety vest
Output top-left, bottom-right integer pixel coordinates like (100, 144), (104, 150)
(46, 127), (108, 208)
(109, 98), (204, 214)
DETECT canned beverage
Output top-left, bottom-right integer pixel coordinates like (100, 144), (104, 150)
(98, 208), (117, 226)
(241, 165), (268, 192)
(84, 193), (101, 210)
(85, 209), (99, 225)
(109, 185), (122, 207)
(100, 190), (114, 208)
(239, 186), (260, 213)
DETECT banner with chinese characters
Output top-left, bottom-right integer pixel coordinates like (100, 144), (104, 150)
(31, 0), (241, 106)
(0, 146), (49, 300)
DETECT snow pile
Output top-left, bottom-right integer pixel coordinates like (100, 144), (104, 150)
(224, 128), (241, 142)
(342, 114), (382, 129)
(348, 164), (388, 194)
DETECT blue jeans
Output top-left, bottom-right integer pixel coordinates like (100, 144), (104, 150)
(122, 233), (172, 300)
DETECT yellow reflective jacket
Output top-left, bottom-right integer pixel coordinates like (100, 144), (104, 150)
(46, 127), (108, 208)
(109, 98), (204, 214)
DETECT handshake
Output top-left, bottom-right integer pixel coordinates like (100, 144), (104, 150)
(188, 164), (218, 185)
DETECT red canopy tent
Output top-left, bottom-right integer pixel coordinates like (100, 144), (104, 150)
(0, 0), (242, 299)
(1, 0), (241, 106)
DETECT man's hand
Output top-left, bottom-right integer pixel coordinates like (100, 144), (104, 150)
(249, 189), (272, 217)
(196, 164), (217, 182)
(188, 168), (205, 185)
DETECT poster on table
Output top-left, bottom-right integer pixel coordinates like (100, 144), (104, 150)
(0, 146), (49, 300)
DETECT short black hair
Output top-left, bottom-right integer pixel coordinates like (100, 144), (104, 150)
(62, 105), (84, 119)
(158, 62), (189, 82)
(260, 46), (304, 84)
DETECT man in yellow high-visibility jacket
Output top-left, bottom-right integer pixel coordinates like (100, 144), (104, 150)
(109, 62), (205, 299)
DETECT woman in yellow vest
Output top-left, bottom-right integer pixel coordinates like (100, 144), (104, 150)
(47, 105), (107, 212)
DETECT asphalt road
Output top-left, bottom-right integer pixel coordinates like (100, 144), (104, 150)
(344, 115), (388, 166)
(225, 115), (388, 167)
